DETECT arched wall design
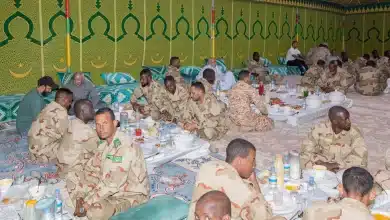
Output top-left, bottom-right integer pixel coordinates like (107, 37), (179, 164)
(0, 0), (387, 94)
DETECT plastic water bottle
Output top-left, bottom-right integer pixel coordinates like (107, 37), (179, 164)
(216, 80), (221, 96)
(269, 166), (283, 206)
(269, 166), (277, 190)
(271, 80), (276, 90)
(55, 189), (63, 220)
(283, 154), (290, 183)
(308, 176), (316, 196)
(285, 80), (289, 90)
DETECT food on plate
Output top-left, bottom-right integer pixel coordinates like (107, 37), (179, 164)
(270, 98), (284, 105)
(135, 137), (145, 143)
(285, 183), (300, 191)
(155, 143), (160, 148)
(2, 198), (9, 204)
(291, 105), (302, 110)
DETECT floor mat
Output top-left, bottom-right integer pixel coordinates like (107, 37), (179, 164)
(0, 129), (58, 181)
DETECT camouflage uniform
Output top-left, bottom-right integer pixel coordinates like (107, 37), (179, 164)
(354, 66), (388, 96)
(300, 121), (368, 169)
(131, 81), (162, 120)
(303, 198), (373, 220)
(354, 57), (368, 69)
(198, 78), (214, 95)
(182, 94), (228, 140)
(306, 47), (331, 66)
(317, 67), (351, 93)
(188, 160), (284, 220)
(300, 65), (324, 89)
(377, 56), (389, 67)
(28, 101), (69, 163)
(228, 81), (273, 132)
(56, 118), (99, 177)
(66, 131), (150, 220)
(159, 84), (189, 121)
(166, 65), (184, 83)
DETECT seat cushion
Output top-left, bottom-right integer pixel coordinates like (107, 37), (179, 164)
(100, 72), (136, 85)
(110, 195), (189, 220)
(180, 66), (201, 81)
(142, 66), (167, 81)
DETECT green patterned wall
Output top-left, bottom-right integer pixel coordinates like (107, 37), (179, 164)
(345, 12), (390, 60)
(0, 0), (345, 95)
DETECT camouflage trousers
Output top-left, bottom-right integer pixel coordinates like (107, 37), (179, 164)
(29, 141), (59, 163)
(231, 114), (274, 132)
(66, 173), (143, 220)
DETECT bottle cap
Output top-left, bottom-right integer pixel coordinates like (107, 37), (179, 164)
(26, 200), (37, 207)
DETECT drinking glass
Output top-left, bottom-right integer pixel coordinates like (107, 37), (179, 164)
(273, 190), (284, 206)
(120, 112), (129, 131)
(303, 90), (309, 98)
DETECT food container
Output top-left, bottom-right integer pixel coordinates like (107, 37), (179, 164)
(28, 185), (47, 200)
(313, 165), (327, 179)
(0, 179), (13, 201)
(173, 133), (195, 149)
(306, 94), (322, 109)
(329, 90), (346, 104)
(289, 150), (301, 180)
(35, 197), (56, 220)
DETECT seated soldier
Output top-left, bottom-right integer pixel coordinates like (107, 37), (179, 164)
(166, 56), (184, 83)
(198, 68), (216, 95)
(181, 82), (228, 141)
(300, 59), (326, 89)
(248, 52), (268, 81)
(300, 106), (368, 171)
(195, 190), (232, 220)
(317, 60), (352, 93)
(304, 167), (376, 220)
(228, 70), (273, 132)
(56, 99), (99, 177)
(188, 139), (285, 220)
(371, 49), (381, 62)
(355, 60), (388, 96)
(355, 54), (370, 68)
(377, 50), (390, 67)
(28, 88), (73, 163)
(130, 69), (162, 120)
(67, 108), (150, 220)
(159, 76), (189, 122)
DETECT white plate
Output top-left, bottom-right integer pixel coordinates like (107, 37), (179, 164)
(269, 115), (288, 122)
(372, 190), (390, 210)
(141, 141), (159, 158)
(271, 198), (298, 215)
(303, 169), (339, 189)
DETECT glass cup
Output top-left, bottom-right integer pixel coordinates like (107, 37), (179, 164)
(273, 190), (284, 206)
(120, 112), (129, 131)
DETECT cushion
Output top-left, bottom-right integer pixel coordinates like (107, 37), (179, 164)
(180, 66), (201, 81)
(100, 72), (136, 85)
(110, 195), (189, 220)
(261, 57), (272, 66)
(56, 72), (92, 85)
(142, 66), (167, 81)
(277, 57), (288, 65)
